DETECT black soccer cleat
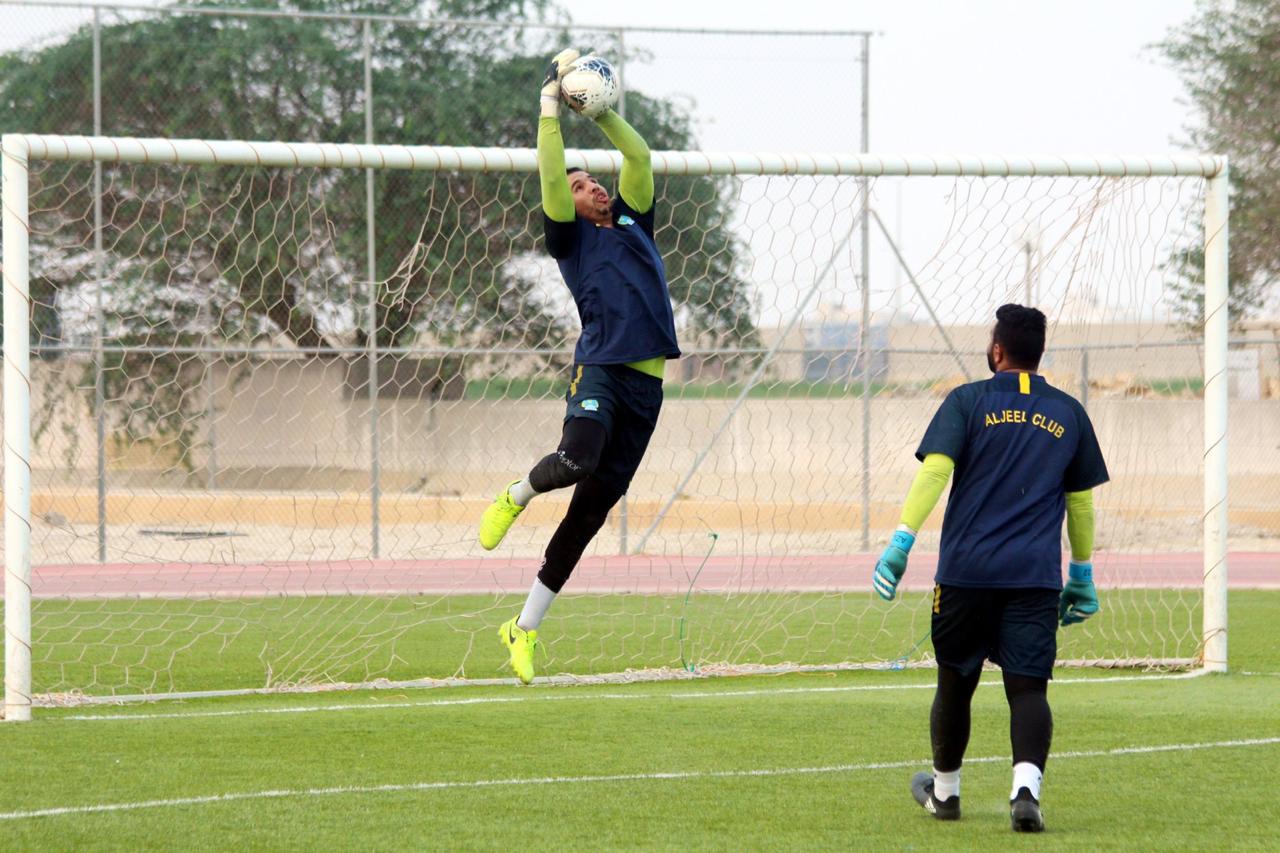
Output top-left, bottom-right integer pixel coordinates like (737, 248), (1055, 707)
(1010, 787), (1045, 832)
(910, 771), (960, 820)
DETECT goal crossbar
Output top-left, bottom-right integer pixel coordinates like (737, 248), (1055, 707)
(8, 134), (1224, 178)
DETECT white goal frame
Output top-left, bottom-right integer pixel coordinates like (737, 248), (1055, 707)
(1, 134), (1229, 721)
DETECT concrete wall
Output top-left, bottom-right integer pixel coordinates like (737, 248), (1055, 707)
(11, 358), (1279, 517)
(683, 323), (1280, 398)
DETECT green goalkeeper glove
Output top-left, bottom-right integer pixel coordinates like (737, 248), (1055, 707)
(872, 526), (916, 601)
(540, 48), (580, 118)
(1059, 561), (1099, 626)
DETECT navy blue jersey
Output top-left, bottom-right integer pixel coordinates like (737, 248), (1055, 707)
(917, 371), (1109, 590)
(543, 197), (681, 365)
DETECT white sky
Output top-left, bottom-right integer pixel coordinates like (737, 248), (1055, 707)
(0, 0), (1207, 326)
(562, 0), (1196, 152)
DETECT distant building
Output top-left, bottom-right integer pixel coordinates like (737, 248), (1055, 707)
(803, 319), (888, 384)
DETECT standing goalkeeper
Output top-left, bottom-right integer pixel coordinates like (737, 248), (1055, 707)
(872, 304), (1108, 833)
(478, 50), (680, 684)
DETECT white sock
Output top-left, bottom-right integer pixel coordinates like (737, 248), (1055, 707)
(508, 479), (538, 507)
(1011, 762), (1043, 800)
(517, 579), (556, 631)
(933, 768), (960, 800)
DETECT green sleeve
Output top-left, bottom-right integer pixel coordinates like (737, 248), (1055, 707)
(538, 116), (574, 223)
(593, 109), (653, 213)
(899, 453), (955, 532)
(1065, 489), (1095, 562)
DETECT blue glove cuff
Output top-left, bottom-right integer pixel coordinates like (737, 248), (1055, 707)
(890, 528), (916, 553)
(1068, 561), (1093, 582)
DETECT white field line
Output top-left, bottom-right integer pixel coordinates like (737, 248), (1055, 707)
(61, 669), (1210, 722)
(0, 736), (1276, 823)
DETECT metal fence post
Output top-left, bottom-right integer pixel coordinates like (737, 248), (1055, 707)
(858, 33), (871, 552)
(364, 20), (380, 559)
(203, 301), (217, 490)
(93, 6), (107, 562)
(204, 364), (217, 489)
(1080, 347), (1089, 409)
(615, 28), (627, 121)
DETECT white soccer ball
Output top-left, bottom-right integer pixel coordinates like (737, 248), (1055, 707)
(560, 55), (620, 119)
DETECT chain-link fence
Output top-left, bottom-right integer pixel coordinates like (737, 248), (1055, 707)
(1, 0), (877, 561)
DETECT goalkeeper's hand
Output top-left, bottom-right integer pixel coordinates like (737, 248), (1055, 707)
(540, 48), (580, 117)
(1059, 561), (1099, 626)
(872, 526), (916, 601)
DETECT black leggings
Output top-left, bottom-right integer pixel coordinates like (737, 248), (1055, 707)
(931, 665), (981, 772)
(930, 665), (1052, 772)
(528, 418), (625, 593)
(1004, 672), (1052, 771)
(537, 476), (625, 593)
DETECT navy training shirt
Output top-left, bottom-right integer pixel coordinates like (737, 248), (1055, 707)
(543, 196), (681, 365)
(916, 371), (1109, 590)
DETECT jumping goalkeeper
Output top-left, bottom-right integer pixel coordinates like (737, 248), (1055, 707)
(872, 304), (1109, 833)
(478, 49), (680, 684)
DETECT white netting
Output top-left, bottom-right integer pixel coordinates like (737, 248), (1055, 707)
(3, 144), (1231, 701)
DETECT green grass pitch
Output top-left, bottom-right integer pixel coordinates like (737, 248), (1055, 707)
(0, 590), (1275, 850)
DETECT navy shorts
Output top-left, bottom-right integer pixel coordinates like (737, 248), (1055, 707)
(563, 363), (664, 493)
(930, 585), (1060, 679)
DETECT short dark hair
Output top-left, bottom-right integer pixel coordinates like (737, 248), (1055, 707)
(992, 303), (1046, 368)
(566, 167), (583, 176)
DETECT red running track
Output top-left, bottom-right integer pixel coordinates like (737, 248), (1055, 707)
(20, 552), (1277, 599)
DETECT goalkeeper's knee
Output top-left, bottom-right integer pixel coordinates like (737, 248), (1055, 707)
(528, 418), (606, 492)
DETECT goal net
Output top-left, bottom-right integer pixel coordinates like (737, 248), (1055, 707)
(1, 136), (1229, 714)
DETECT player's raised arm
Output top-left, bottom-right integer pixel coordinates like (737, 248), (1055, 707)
(538, 49), (580, 226)
(593, 109), (653, 214)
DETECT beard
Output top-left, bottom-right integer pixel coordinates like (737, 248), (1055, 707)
(986, 347), (997, 374)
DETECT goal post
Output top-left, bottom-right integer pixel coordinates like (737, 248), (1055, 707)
(3, 134), (34, 721)
(1, 133), (1229, 717)
(1202, 165), (1229, 674)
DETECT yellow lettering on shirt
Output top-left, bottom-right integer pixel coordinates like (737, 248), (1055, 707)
(985, 408), (1066, 439)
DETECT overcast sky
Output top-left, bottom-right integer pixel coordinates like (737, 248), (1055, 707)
(560, 0), (1198, 153)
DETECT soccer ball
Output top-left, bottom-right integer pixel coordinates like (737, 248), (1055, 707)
(560, 55), (620, 119)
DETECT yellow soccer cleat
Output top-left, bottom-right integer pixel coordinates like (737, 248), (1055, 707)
(499, 617), (538, 684)
(479, 481), (525, 551)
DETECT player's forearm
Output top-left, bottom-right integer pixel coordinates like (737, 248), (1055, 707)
(1065, 489), (1095, 562)
(594, 109), (653, 213)
(899, 453), (955, 532)
(538, 116), (575, 222)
